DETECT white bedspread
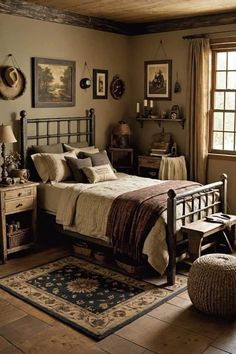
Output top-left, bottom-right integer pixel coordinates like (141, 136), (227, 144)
(56, 173), (169, 274)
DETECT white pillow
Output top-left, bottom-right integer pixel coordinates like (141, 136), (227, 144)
(82, 164), (117, 183)
(63, 143), (99, 155)
(31, 151), (76, 183)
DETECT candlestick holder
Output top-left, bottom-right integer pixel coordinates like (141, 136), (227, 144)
(144, 107), (152, 118)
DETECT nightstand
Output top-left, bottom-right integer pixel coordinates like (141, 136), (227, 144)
(0, 181), (38, 263)
(138, 155), (161, 177)
(109, 147), (134, 172)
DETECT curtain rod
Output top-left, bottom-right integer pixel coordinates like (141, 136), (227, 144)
(183, 29), (236, 40)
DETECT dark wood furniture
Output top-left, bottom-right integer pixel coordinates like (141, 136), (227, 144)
(109, 147), (134, 172)
(19, 109), (228, 285)
(136, 117), (185, 129)
(138, 155), (161, 177)
(0, 182), (38, 263)
(181, 213), (236, 261)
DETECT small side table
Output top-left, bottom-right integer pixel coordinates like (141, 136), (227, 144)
(138, 155), (161, 177)
(0, 181), (38, 263)
(109, 147), (134, 172)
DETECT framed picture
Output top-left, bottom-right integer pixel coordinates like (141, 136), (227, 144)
(93, 69), (108, 99)
(144, 60), (172, 100)
(32, 57), (76, 107)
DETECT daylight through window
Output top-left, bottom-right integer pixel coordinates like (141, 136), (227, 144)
(210, 40), (236, 154)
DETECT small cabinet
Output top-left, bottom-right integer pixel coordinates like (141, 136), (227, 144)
(138, 155), (161, 178)
(109, 147), (134, 172)
(0, 182), (38, 263)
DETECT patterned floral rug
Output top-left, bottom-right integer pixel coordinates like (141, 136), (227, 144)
(0, 256), (187, 340)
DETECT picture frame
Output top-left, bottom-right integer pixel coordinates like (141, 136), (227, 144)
(93, 69), (108, 99)
(32, 57), (76, 107)
(144, 60), (172, 100)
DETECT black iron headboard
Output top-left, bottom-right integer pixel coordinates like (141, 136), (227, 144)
(20, 108), (95, 168)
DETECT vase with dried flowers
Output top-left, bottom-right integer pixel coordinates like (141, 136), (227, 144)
(5, 152), (21, 175)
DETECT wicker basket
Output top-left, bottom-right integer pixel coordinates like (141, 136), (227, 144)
(7, 228), (31, 249)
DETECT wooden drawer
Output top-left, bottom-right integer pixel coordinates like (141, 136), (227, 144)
(5, 197), (34, 213)
(138, 156), (161, 169)
(4, 187), (34, 200)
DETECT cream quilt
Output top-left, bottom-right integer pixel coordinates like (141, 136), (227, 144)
(56, 174), (170, 274)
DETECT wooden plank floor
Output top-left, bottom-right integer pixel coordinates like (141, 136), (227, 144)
(0, 246), (235, 354)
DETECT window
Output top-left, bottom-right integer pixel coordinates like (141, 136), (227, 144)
(210, 39), (236, 154)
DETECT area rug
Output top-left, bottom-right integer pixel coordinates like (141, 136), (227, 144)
(0, 256), (187, 340)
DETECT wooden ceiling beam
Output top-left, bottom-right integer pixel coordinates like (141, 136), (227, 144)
(0, 0), (236, 35)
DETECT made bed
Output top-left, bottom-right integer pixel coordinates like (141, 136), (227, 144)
(19, 109), (228, 285)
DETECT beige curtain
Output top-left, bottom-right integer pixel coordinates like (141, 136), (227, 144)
(186, 38), (210, 184)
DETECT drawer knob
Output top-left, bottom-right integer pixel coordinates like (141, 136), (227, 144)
(16, 203), (23, 208)
(18, 192), (22, 196)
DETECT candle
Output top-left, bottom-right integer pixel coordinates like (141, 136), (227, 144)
(136, 102), (140, 113)
(144, 99), (148, 106)
(150, 100), (153, 108)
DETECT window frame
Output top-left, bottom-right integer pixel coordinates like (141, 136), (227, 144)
(210, 38), (236, 155)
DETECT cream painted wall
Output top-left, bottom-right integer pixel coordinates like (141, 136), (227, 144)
(0, 12), (236, 212)
(0, 13), (130, 149)
(128, 24), (236, 213)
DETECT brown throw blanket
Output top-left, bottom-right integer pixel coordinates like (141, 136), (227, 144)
(106, 180), (200, 262)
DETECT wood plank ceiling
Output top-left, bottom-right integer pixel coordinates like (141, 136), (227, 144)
(22, 0), (236, 23)
(1, 0), (236, 34)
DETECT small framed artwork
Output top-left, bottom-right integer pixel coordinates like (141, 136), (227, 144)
(93, 69), (108, 99)
(144, 60), (172, 100)
(32, 57), (76, 107)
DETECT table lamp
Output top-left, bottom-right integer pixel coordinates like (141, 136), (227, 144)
(0, 124), (17, 184)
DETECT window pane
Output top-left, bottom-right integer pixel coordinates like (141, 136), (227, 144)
(216, 52), (226, 70)
(213, 112), (223, 130)
(228, 51), (236, 70)
(227, 71), (236, 89)
(224, 132), (234, 150)
(225, 92), (235, 110)
(213, 132), (223, 149)
(225, 112), (235, 131)
(214, 92), (224, 109)
(216, 72), (226, 89)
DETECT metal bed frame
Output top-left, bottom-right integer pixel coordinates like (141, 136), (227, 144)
(19, 109), (227, 285)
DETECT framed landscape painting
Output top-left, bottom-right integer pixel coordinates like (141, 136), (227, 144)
(93, 69), (108, 99)
(144, 60), (172, 100)
(32, 57), (76, 107)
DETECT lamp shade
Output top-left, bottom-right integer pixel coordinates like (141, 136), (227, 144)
(0, 125), (17, 143)
(113, 121), (131, 135)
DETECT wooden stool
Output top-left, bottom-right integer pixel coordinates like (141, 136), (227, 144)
(181, 213), (236, 261)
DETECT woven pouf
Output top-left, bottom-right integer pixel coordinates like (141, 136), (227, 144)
(188, 254), (236, 316)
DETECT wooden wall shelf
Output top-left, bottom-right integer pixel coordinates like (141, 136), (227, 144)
(136, 117), (185, 129)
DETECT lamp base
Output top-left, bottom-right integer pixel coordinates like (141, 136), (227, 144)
(0, 177), (12, 186)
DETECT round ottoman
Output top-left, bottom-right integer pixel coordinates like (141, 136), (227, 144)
(187, 253), (236, 316)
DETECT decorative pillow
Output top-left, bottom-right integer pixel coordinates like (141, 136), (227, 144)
(63, 143), (99, 155)
(31, 143), (64, 154)
(31, 151), (76, 183)
(65, 156), (92, 183)
(82, 164), (117, 184)
(78, 150), (112, 167)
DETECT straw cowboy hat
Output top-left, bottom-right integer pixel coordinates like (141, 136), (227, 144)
(0, 66), (26, 100)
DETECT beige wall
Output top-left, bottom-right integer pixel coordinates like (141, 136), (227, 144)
(1, 12), (236, 212)
(0, 13), (130, 149)
(128, 24), (236, 213)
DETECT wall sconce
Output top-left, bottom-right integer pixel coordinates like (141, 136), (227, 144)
(80, 61), (92, 90)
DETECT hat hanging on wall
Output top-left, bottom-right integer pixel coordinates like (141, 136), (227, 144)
(80, 61), (92, 89)
(0, 54), (26, 100)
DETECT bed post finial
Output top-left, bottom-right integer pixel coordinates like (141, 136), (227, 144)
(221, 173), (227, 214)
(168, 189), (176, 199)
(20, 110), (27, 168)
